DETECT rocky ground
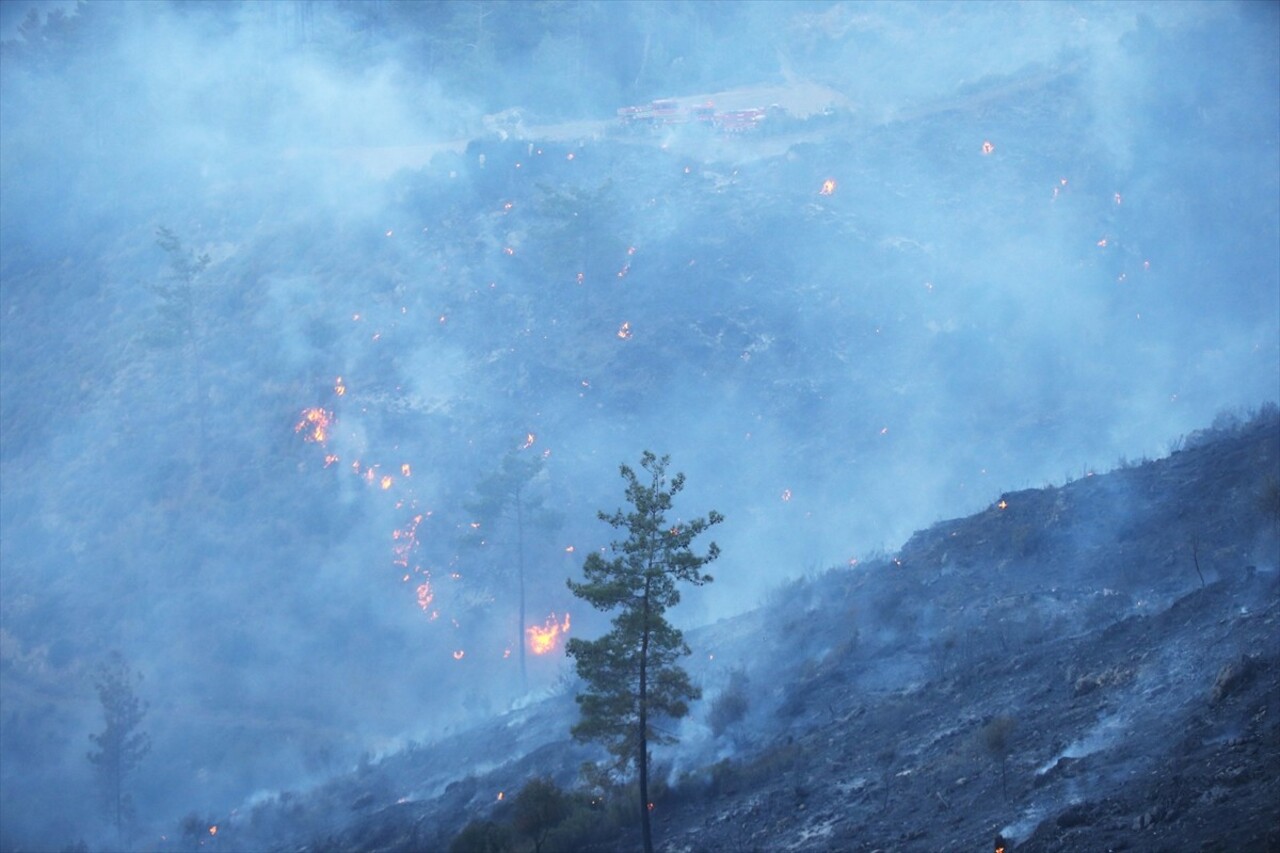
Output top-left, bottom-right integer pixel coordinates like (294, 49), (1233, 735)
(212, 410), (1279, 852)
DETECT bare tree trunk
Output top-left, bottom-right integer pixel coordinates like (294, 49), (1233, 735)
(517, 487), (527, 691)
(639, 576), (653, 853)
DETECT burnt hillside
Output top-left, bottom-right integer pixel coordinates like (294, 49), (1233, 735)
(204, 407), (1279, 852)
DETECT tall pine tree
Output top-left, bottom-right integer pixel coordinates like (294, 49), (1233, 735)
(87, 652), (150, 842)
(566, 451), (722, 853)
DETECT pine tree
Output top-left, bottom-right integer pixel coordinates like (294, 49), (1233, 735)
(87, 652), (151, 841)
(566, 451), (722, 853)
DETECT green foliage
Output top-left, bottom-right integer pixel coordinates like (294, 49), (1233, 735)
(511, 777), (571, 853)
(87, 652), (150, 839)
(566, 451), (722, 853)
(448, 819), (514, 853)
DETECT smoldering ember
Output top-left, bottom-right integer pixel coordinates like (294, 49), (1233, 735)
(0, 3), (1276, 852)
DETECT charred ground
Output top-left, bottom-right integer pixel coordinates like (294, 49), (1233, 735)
(205, 408), (1279, 852)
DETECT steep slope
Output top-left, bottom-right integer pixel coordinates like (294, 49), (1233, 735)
(204, 407), (1279, 852)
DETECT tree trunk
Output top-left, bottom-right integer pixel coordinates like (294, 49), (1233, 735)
(639, 576), (653, 853)
(517, 488), (527, 691)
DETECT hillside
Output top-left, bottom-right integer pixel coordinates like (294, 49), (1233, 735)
(201, 407), (1279, 852)
(2, 5), (1276, 850)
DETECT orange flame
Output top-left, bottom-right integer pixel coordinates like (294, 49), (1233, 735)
(209, 826), (218, 836)
(521, 433), (536, 450)
(295, 407), (333, 444)
(401, 463), (412, 477)
(334, 377), (346, 396)
(819, 178), (837, 195)
(324, 454), (339, 468)
(380, 475), (393, 490)
(997, 499), (1008, 510)
(528, 612), (571, 655)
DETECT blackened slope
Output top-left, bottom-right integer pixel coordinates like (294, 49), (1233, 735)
(657, 408), (1279, 852)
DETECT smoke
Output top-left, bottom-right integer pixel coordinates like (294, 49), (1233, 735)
(1, 1), (1277, 848)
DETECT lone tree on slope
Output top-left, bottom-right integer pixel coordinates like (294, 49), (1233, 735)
(566, 451), (723, 853)
(87, 652), (151, 841)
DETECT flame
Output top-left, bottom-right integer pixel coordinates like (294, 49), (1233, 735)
(528, 612), (571, 655)
(997, 499), (1008, 510)
(334, 376), (346, 396)
(617, 321), (632, 340)
(819, 178), (837, 195)
(209, 826), (218, 836)
(497, 791), (504, 801)
(324, 454), (339, 468)
(380, 475), (393, 490)
(981, 140), (995, 155)
(521, 433), (536, 450)
(295, 407), (333, 444)
(401, 463), (412, 477)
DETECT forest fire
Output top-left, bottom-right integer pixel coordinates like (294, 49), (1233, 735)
(294, 407), (333, 444)
(819, 178), (837, 195)
(528, 612), (571, 655)
(417, 581), (434, 611)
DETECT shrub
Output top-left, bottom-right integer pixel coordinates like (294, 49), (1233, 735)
(512, 777), (571, 853)
(708, 669), (750, 737)
(448, 819), (513, 853)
